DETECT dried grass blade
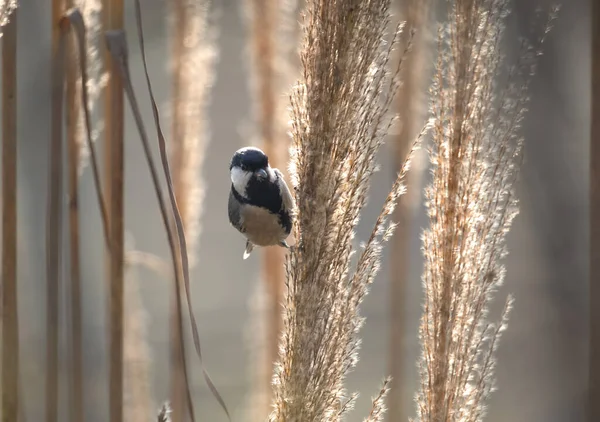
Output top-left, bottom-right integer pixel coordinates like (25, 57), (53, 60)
(169, 2), (187, 418)
(103, 30), (196, 422)
(132, 2), (231, 420)
(1, 7), (18, 422)
(64, 8), (110, 249)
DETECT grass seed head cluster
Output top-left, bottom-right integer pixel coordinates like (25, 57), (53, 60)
(269, 1), (425, 420)
(414, 1), (558, 421)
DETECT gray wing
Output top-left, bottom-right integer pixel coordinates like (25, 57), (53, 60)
(228, 189), (245, 233)
(273, 168), (296, 213)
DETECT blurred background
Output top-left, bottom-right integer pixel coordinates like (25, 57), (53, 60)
(8, 0), (589, 421)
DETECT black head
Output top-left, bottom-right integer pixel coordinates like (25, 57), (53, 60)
(229, 147), (269, 172)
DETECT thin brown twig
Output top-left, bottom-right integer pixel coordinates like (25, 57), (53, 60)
(1, 7), (18, 422)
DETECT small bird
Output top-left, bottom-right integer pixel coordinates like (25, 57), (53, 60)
(228, 146), (295, 259)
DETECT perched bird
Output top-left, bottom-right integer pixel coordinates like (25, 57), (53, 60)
(228, 146), (295, 259)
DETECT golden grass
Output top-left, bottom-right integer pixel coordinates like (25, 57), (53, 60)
(268, 1), (423, 420)
(0, 2), (561, 421)
(413, 2), (557, 420)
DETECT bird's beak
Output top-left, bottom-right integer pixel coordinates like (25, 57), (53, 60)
(256, 168), (268, 180)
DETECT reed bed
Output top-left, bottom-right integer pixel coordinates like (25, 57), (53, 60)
(0, 1), (558, 421)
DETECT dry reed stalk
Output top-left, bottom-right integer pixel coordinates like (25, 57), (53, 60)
(1, 6), (18, 422)
(389, 1), (429, 419)
(413, 2), (557, 421)
(48, 3), (68, 421)
(103, 1), (125, 421)
(64, 3), (84, 422)
(269, 0), (423, 420)
(591, 0), (600, 419)
(168, 0), (216, 418)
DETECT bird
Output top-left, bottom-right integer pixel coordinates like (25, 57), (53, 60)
(228, 146), (295, 259)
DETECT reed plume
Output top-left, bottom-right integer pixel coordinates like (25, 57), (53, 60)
(389, 0), (430, 419)
(242, 0), (298, 418)
(169, 0), (216, 265)
(0, 1), (16, 35)
(269, 0), (424, 420)
(413, 1), (557, 421)
(168, 0), (216, 418)
(123, 258), (154, 422)
(74, 0), (108, 176)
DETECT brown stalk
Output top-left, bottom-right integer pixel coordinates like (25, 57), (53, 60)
(389, 1), (428, 419)
(47, 3), (68, 422)
(169, 1), (189, 418)
(1, 7), (18, 422)
(64, 2), (84, 422)
(103, 1), (125, 421)
(591, 0), (600, 419)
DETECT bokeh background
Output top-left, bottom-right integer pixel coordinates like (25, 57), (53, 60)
(9, 0), (589, 421)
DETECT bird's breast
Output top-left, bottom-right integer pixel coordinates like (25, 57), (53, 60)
(240, 204), (288, 246)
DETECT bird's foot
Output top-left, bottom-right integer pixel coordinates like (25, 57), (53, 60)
(243, 240), (254, 259)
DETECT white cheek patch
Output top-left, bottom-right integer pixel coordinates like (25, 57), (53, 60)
(231, 167), (252, 197)
(266, 166), (276, 182)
